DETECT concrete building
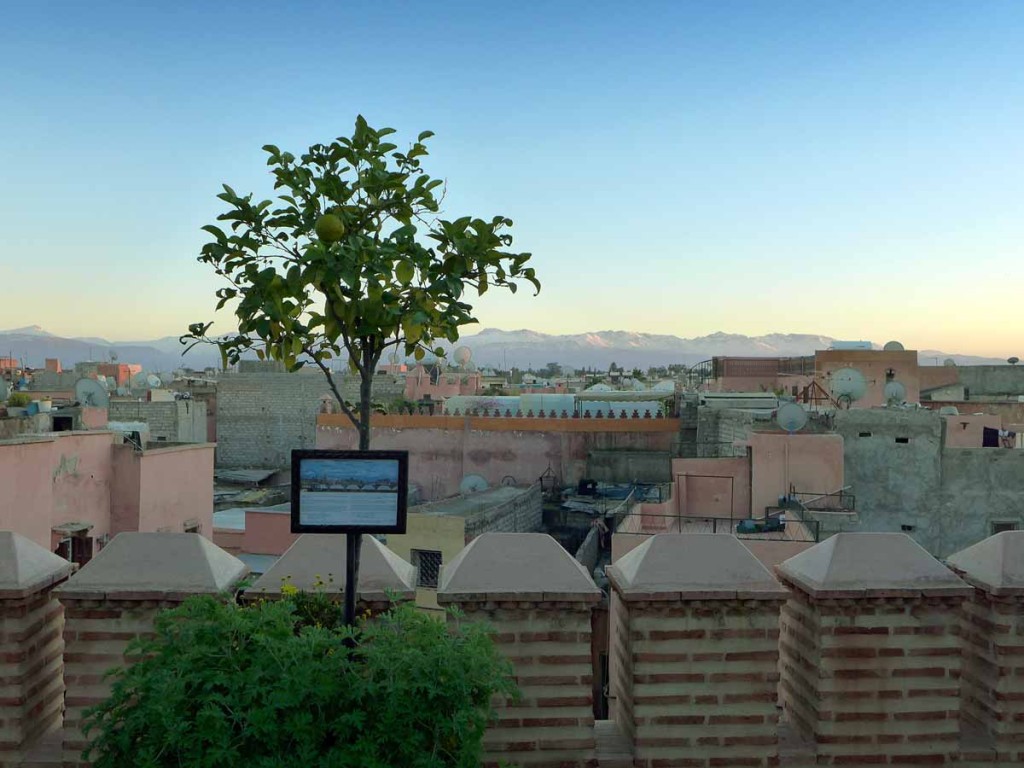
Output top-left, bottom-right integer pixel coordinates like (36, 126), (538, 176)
(0, 431), (215, 563)
(215, 363), (403, 468)
(108, 398), (208, 443)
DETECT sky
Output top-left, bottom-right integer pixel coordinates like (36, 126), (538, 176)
(1, 1), (1022, 356)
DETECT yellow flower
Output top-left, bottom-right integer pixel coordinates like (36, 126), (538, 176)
(281, 583), (299, 596)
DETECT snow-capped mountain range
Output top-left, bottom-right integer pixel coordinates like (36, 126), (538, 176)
(0, 325), (1005, 373)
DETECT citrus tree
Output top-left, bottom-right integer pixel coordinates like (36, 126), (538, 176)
(183, 115), (539, 452)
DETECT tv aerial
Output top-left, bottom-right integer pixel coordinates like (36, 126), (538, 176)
(776, 402), (809, 433)
(830, 367), (868, 409)
(74, 378), (110, 408)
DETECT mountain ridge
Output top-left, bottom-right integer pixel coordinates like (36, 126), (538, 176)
(0, 325), (1006, 371)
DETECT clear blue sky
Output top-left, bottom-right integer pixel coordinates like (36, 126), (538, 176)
(2, 1), (1022, 355)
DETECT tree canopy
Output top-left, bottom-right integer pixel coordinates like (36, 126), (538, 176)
(184, 116), (539, 448)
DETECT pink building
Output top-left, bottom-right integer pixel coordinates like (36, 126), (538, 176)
(404, 364), (482, 402)
(0, 431), (214, 565)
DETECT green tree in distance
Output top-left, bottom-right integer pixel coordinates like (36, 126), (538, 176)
(183, 115), (539, 451)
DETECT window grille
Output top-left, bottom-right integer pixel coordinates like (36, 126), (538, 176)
(412, 549), (443, 589)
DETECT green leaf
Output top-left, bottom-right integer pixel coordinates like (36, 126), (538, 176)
(417, 130), (434, 141)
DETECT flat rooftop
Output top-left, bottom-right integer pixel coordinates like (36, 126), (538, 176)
(415, 485), (529, 519)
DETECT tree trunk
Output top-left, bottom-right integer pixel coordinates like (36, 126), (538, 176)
(345, 351), (376, 627)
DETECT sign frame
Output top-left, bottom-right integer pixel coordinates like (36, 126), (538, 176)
(290, 449), (409, 535)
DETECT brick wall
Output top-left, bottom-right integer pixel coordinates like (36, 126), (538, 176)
(59, 596), (182, 767)
(779, 589), (965, 764)
(217, 372), (403, 467)
(107, 400), (207, 443)
(459, 601), (597, 767)
(0, 587), (67, 766)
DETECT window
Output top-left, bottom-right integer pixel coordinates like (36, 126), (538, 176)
(859, 432), (872, 438)
(411, 549), (443, 589)
(184, 519), (202, 534)
(895, 437), (910, 444)
(992, 521), (1019, 535)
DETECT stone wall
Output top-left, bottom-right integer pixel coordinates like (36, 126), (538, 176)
(216, 371), (404, 468)
(108, 400), (207, 443)
(464, 484), (543, 540)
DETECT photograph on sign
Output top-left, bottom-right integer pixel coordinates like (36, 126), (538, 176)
(291, 450), (408, 533)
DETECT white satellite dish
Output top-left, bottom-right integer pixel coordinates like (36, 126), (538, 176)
(631, 378), (646, 391)
(883, 340), (905, 352)
(654, 380), (675, 392)
(75, 378), (110, 408)
(146, 374), (162, 388)
(938, 406), (959, 416)
(586, 383), (613, 392)
(943, 358), (956, 367)
(459, 474), (489, 495)
(776, 402), (809, 433)
(95, 375), (110, 391)
(884, 380), (907, 405)
(131, 372), (149, 389)
(830, 367), (868, 408)
(159, 372), (174, 386)
(453, 346), (473, 367)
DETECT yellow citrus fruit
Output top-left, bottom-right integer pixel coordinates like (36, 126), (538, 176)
(315, 213), (346, 243)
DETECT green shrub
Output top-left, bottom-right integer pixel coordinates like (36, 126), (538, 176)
(6, 392), (32, 408)
(82, 595), (516, 768)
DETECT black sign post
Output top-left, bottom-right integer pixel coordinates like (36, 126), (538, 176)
(291, 449), (409, 626)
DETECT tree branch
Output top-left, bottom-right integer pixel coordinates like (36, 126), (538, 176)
(306, 347), (361, 432)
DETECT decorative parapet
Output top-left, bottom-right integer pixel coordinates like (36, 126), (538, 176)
(54, 533), (247, 768)
(777, 533), (971, 766)
(247, 534), (415, 611)
(438, 533), (601, 768)
(0, 532), (75, 766)
(947, 531), (1024, 764)
(606, 534), (787, 768)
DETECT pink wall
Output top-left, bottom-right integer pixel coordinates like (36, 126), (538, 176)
(943, 413), (1003, 448)
(919, 366), (960, 393)
(109, 445), (141, 536)
(404, 366), (482, 402)
(815, 350), (920, 407)
(0, 438), (56, 548)
(49, 433), (117, 547)
(317, 414), (681, 500)
(671, 457), (751, 519)
(137, 444), (214, 535)
(242, 511), (299, 555)
(748, 432), (844, 517)
(81, 407), (108, 429)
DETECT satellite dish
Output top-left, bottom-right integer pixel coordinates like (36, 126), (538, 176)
(586, 383), (613, 392)
(944, 358), (957, 367)
(1010, 357), (1020, 366)
(830, 367), (868, 407)
(96, 375), (110, 391)
(75, 378), (110, 408)
(883, 340), (905, 351)
(453, 346), (473, 367)
(776, 402), (809, 433)
(884, 380), (907, 405)
(654, 380), (675, 392)
(159, 372), (174, 386)
(0, 380), (9, 401)
(631, 378), (646, 391)
(146, 374), (162, 388)
(938, 406), (960, 416)
(131, 373), (148, 389)
(116, 386), (129, 397)
(459, 474), (489, 495)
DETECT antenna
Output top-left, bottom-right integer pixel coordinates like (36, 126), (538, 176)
(74, 378), (110, 408)
(830, 367), (868, 409)
(459, 474), (489, 495)
(776, 402), (808, 433)
(883, 340), (905, 351)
